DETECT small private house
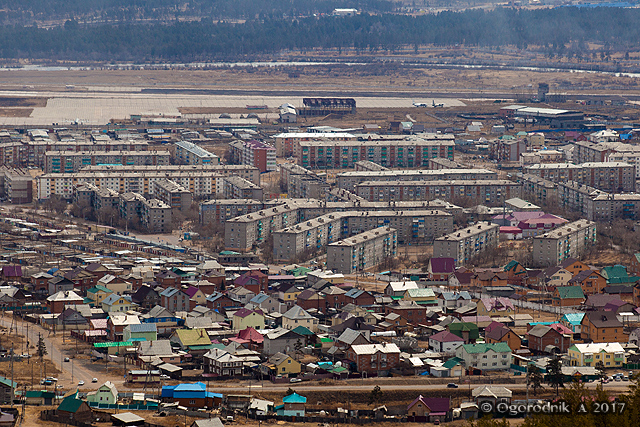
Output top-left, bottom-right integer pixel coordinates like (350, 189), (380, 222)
(232, 308), (265, 330)
(261, 352), (301, 377)
(86, 381), (118, 406)
(276, 392), (306, 417)
(57, 392), (93, 424)
(161, 382), (222, 408)
(428, 331), (464, 354)
(24, 390), (55, 405)
(476, 297), (514, 317)
(123, 323), (157, 342)
(101, 294), (136, 313)
(407, 395), (450, 423)
(282, 305), (318, 333)
(472, 385), (512, 408)
(455, 343), (512, 371)
(0, 377), (16, 405)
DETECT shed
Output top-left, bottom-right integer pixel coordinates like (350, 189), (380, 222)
(111, 412), (145, 426)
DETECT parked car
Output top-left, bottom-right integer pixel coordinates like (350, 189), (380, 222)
(160, 375), (170, 380)
(78, 380), (85, 386)
(290, 378), (302, 383)
(46, 377), (58, 382)
(92, 378), (98, 383)
(447, 383), (458, 388)
(64, 357), (70, 362)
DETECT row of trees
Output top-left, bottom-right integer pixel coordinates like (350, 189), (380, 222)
(1, 7), (640, 61)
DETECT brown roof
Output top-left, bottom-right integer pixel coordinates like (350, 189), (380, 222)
(583, 310), (623, 328)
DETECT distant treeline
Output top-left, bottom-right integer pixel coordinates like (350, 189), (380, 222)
(2, 7), (640, 61)
(0, 0), (395, 23)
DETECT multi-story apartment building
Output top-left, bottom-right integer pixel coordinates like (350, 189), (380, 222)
(279, 163), (329, 199)
(294, 134), (455, 169)
(140, 198), (172, 233)
(223, 176), (264, 201)
(490, 139), (526, 162)
(568, 343), (625, 367)
(532, 219), (597, 267)
(0, 167), (33, 204)
(327, 227), (397, 274)
(36, 165), (259, 200)
(272, 212), (347, 261)
(174, 140), (219, 165)
(572, 140), (617, 163)
(525, 162), (635, 193)
(433, 222), (500, 266)
(199, 199), (265, 225)
(354, 160), (389, 172)
(273, 132), (357, 158)
(229, 139), (276, 172)
(428, 158), (465, 170)
(44, 150), (170, 173)
(152, 179), (193, 212)
(337, 168), (497, 190)
(355, 180), (521, 205)
(227, 204), (453, 252)
(607, 151), (640, 179)
(520, 174), (558, 205)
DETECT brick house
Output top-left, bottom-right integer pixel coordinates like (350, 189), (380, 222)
(384, 301), (427, 325)
(346, 343), (401, 375)
(581, 310), (628, 343)
(568, 270), (607, 295)
(527, 324), (570, 354)
(552, 285), (585, 307)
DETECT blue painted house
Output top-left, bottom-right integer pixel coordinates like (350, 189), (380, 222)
(276, 392), (306, 417)
(161, 382), (222, 408)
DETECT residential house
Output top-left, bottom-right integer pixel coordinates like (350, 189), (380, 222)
(568, 342), (626, 367)
(142, 305), (181, 336)
(0, 377), (16, 405)
(296, 289), (326, 311)
(131, 285), (161, 311)
(161, 288), (190, 313)
(136, 340), (180, 365)
(403, 288), (437, 306)
(204, 348), (243, 377)
(56, 393), (93, 424)
(448, 322), (480, 344)
(282, 305), (318, 333)
(232, 308), (265, 330)
(250, 293), (287, 314)
(407, 396), (450, 423)
(569, 270), (607, 295)
(107, 314), (140, 341)
(581, 310), (628, 343)
(206, 292), (238, 312)
(560, 313), (585, 335)
(472, 385), (512, 408)
(471, 272), (508, 288)
(64, 268), (97, 293)
(540, 266), (572, 290)
(99, 275), (133, 295)
(427, 258), (456, 281)
(477, 298), (514, 317)
(123, 323), (158, 342)
(263, 328), (304, 355)
(484, 322), (522, 352)
(384, 300), (428, 325)
(342, 288), (376, 307)
(183, 286), (207, 310)
(438, 291), (472, 311)
(170, 329), (212, 355)
(47, 276), (75, 296)
(234, 270), (268, 294)
(86, 381), (118, 405)
(30, 272), (53, 296)
(455, 343), (512, 371)
(334, 328), (371, 351)
(25, 390), (56, 406)
(262, 352), (302, 377)
(385, 281), (419, 297)
(428, 331), (464, 354)
(155, 270), (182, 288)
(46, 290), (84, 314)
(276, 392), (306, 417)
(527, 324), (571, 354)
(86, 285), (113, 307)
(552, 286), (585, 307)
(227, 287), (256, 306)
(161, 382), (219, 408)
(559, 258), (591, 276)
(101, 294), (136, 313)
(277, 283), (303, 308)
(345, 343), (401, 375)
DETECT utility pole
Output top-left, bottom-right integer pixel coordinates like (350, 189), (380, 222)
(10, 346), (14, 407)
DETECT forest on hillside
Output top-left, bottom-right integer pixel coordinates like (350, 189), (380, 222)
(0, 7), (639, 61)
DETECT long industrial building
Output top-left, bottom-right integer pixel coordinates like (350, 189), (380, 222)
(532, 219), (597, 267)
(355, 180), (521, 204)
(293, 134), (455, 169)
(327, 227), (398, 274)
(336, 168), (497, 190)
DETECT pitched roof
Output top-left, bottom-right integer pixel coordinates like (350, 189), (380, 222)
(460, 343), (512, 354)
(350, 343), (400, 355)
(137, 340), (173, 356)
(527, 324), (556, 338)
(472, 385), (512, 399)
(556, 286), (585, 300)
(283, 305), (314, 320)
(429, 330), (464, 343)
(283, 393), (306, 404)
(479, 297), (514, 311)
(173, 329), (212, 346)
(408, 395), (450, 413)
(583, 310), (623, 328)
(429, 258), (456, 274)
(234, 308), (263, 319)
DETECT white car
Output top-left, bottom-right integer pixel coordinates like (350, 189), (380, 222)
(78, 380), (85, 386)
(92, 378), (98, 383)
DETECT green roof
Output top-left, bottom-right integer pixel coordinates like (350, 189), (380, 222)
(58, 393), (84, 413)
(442, 357), (463, 369)
(26, 390), (55, 398)
(329, 366), (347, 373)
(556, 286), (585, 300)
(188, 344), (215, 350)
(448, 322), (480, 340)
(320, 338), (333, 343)
(405, 288), (436, 299)
(220, 251), (240, 255)
(607, 276), (639, 285)
(600, 265), (627, 280)
(87, 284), (111, 294)
(461, 342), (512, 354)
(94, 341), (134, 348)
(291, 326), (314, 336)
(0, 376), (16, 389)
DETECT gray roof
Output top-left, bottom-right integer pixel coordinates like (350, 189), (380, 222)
(128, 323), (157, 333)
(192, 418), (225, 427)
(336, 328), (368, 345)
(137, 340), (173, 357)
(283, 305), (315, 321)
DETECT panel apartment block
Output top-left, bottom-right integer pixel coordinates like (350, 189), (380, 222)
(229, 139), (276, 173)
(355, 180), (521, 204)
(200, 199), (265, 225)
(44, 150), (170, 173)
(279, 163), (329, 199)
(272, 212), (348, 261)
(521, 174), (558, 205)
(327, 227), (398, 274)
(174, 140), (220, 165)
(273, 132), (357, 158)
(294, 134), (455, 169)
(525, 162), (635, 193)
(223, 176), (264, 201)
(532, 219), (597, 267)
(152, 179), (193, 211)
(337, 168), (497, 190)
(433, 222), (500, 266)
